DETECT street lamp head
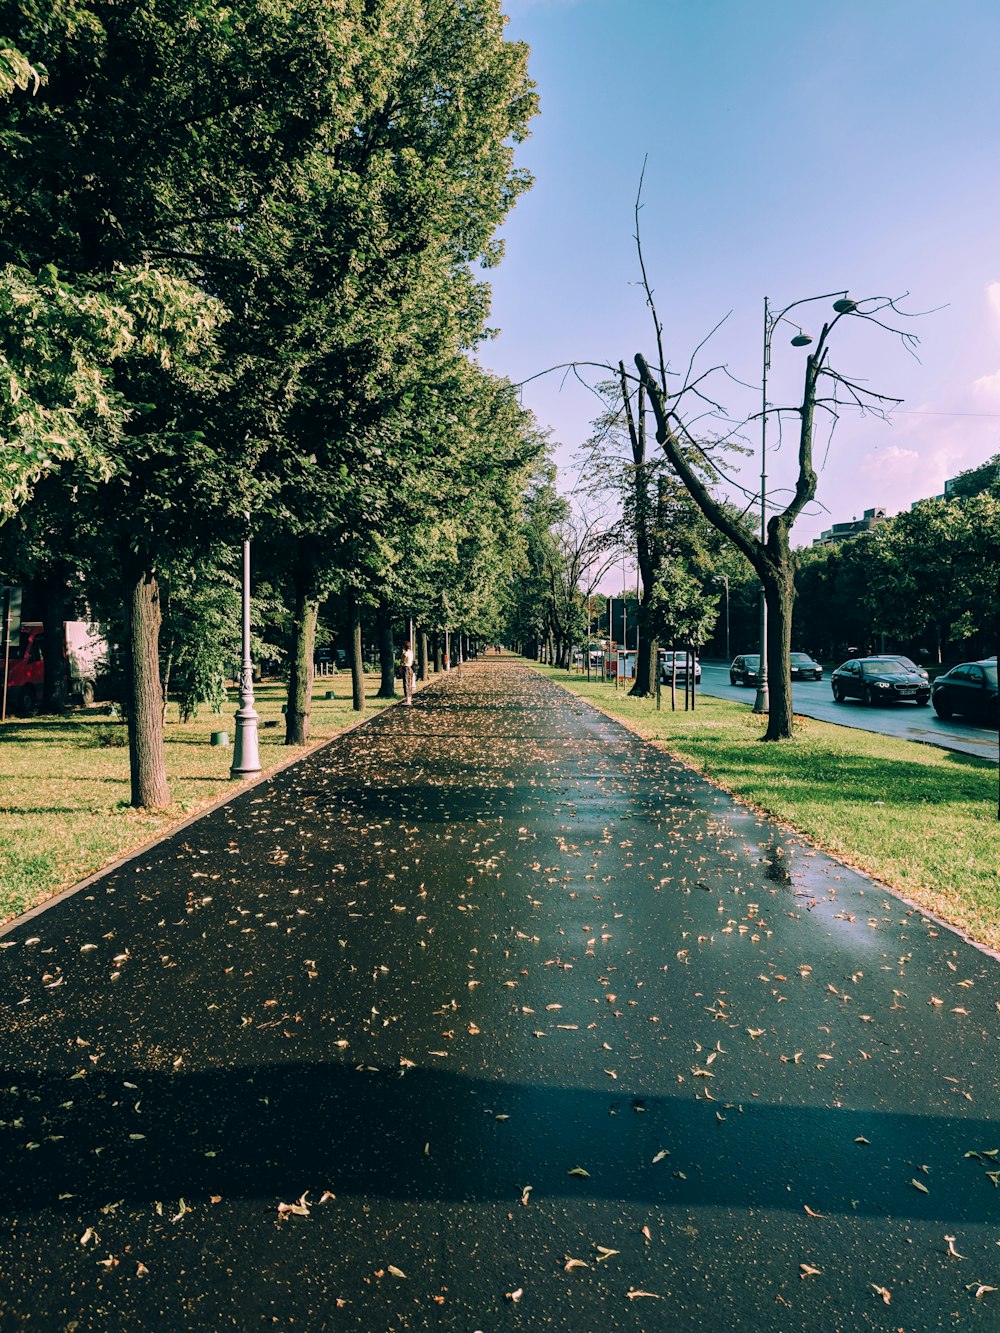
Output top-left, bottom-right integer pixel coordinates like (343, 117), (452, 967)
(832, 297), (857, 314)
(790, 333), (813, 347)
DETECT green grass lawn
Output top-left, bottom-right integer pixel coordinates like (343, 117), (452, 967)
(0, 676), (395, 925)
(537, 665), (1000, 952)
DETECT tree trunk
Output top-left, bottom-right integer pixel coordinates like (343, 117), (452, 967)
(418, 630), (429, 681)
(376, 602), (395, 699)
(629, 599), (657, 697)
(349, 598), (365, 712)
(762, 571), (795, 740)
(285, 554), (318, 745)
(123, 555), (170, 810)
(41, 580), (69, 712)
(432, 633), (441, 672)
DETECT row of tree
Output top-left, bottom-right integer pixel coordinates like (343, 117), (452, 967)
(1, 1), (543, 806)
(510, 428), (998, 696)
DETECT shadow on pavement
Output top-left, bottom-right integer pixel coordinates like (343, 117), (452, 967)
(3, 1060), (996, 1225)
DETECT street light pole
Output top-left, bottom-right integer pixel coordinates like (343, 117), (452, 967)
(752, 294), (825, 713)
(753, 297), (771, 715)
(230, 512), (261, 778)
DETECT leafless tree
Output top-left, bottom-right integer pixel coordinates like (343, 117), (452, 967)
(627, 171), (920, 738)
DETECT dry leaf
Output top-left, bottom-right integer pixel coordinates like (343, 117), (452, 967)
(651, 1149), (670, 1164)
(505, 1287), (523, 1303)
(627, 1288), (661, 1300)
(595, 1246), (619, 1262)
(564, 1257), (589, 1271)
(803, 1205), (825, 1218)
(387, 1265), (406, 1279)
(568, 1166), (590, 1178)
(871, 1284), (891, 1305)
(945, 1235), (966, 1259)
(800, 1264), (821, 1278)
(968, 1284), (998, 1298)
(911, 1179), (929, 1194)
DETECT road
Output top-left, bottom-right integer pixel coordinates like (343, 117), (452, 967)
(699, 663), (999, 764)
(0, 660), (997, 1331)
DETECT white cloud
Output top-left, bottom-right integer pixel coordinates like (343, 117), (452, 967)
(859, 443), (920, 485)
(972, 367), (1000, 399)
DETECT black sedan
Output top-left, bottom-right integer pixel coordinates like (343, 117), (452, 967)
(931, 660), (998, 726)
(729, 653), (760, 686)
(831, 657), (931, 706)
(790, 652), (823, 681)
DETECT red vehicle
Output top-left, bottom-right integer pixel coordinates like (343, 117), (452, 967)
(2, 621), (107, 716)
(3, 623), (45, 715)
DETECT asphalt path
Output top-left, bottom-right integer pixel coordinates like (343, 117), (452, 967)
(1, 660), (998, 1331)
(699, 664), (1000, 765)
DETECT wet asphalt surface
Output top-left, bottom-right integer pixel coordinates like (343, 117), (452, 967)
(1, 660), (998, 1332)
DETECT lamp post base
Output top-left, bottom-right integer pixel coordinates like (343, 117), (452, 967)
(231, 704), (261, 777)
(752, 686), (769, 714)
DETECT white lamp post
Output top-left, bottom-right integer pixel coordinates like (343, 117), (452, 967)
(230, 512), (260, 778)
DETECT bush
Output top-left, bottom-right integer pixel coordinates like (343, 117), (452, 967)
(90, 723), (128, 748)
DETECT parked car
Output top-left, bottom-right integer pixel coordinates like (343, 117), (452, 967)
(931, 660), (998, 726)
(831, 656), (930, 706)
(877, 654), (929, 681)
(729, 653), (760, 686)
(659, 650), (701, 683)
(789, 652), (823, 681)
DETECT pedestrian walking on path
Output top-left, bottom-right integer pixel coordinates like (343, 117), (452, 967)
(401, 638), (415, 704)
(0, 659), (997, 1331)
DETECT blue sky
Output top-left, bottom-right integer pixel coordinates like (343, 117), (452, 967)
(479, 0), (1000, 563)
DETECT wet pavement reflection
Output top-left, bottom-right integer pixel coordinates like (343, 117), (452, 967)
(0, 660), (997, 1330)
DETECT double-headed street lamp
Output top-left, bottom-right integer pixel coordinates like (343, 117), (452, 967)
(753, 291), (854, 714)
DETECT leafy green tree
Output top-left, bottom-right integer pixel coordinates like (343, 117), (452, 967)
(648, 564), (718, 707)
(865, 496), (1000, 659)
(225, 0), (537, 738)
(947, 453), (1000, 500)
(1, 0), (370, 803)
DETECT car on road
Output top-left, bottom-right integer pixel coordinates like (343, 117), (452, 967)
(878, 653), (929, 681)
(930, 659), (998, 726)
(789, 651), (823, 681)
(659, 650), (701, 683)
(831, 656), (931, 707)
(729, 653), (760, 686)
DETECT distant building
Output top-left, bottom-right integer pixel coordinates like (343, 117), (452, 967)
(812, 506), (887, 546)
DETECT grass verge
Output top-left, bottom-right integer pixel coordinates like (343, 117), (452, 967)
(0, 676), (398, 926)
(537, 665), (1000, 953)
